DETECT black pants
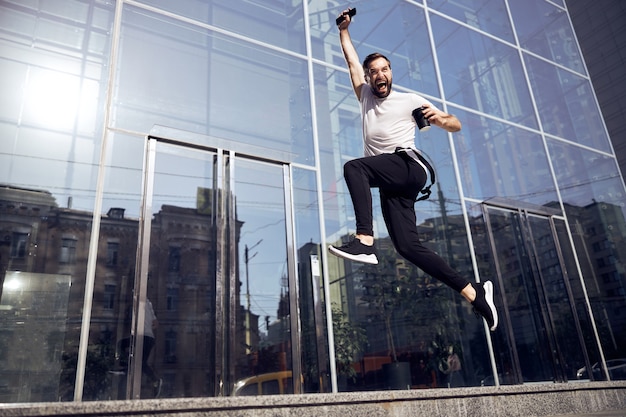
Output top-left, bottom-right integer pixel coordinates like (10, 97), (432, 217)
(142, 336), (157, 383)
(343, 152), (468, 293)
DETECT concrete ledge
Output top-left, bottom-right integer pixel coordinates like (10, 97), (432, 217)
(0, 381), (625, 417)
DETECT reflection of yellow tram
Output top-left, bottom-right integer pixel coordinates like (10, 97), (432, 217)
(232, 371), (293, 396)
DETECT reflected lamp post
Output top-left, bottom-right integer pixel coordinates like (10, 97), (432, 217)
(244, 239), (262, 354)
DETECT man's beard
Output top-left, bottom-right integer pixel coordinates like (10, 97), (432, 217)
(371, 80), (392, 98)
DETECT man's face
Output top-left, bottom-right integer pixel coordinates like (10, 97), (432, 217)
(367, 57), (392, 98)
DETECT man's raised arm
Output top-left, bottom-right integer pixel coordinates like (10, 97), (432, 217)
(337, 9), (365, 100)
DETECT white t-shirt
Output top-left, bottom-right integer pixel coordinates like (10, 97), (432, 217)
(144, 299), (157, 339)
(359, 85), (434, 157)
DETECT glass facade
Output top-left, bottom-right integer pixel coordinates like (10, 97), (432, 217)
(0, 0), (624, 403)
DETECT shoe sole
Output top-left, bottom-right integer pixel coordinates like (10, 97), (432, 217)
(328, 245), (379, 264)
(484, 281), (498, 331)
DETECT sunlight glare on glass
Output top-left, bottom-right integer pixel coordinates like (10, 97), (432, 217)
(3, 277), (22, 291)
(24, 69), (81, 130)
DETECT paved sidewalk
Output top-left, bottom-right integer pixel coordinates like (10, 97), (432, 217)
(550, 411), (626, 417)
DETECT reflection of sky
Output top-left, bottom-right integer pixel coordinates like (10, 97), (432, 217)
(235, 161), (288, 329)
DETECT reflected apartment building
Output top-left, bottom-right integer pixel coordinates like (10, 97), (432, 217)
(1, 0), (626, 406)
(0, 185), (279, 400)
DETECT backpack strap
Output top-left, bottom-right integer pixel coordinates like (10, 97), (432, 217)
(394, 147), (436, 201)
(412, 149), (436, 201)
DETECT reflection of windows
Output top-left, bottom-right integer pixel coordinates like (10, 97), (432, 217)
(60, 238), (77, 264)
(592, 240), (609, 252)
(10, 232), (28, 258)
(0, 330), (12, 360)
(166, 288), (179, 311)
(168, 247), (181, 272)
(165, 330), (177, 363)
(106, 242), (119, 266)
(602, 271), (619, 283)
(104, 284), (116, 310)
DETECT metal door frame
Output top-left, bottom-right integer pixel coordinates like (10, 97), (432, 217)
(481, 198), (591, 384)
(131, 127), (302, 398)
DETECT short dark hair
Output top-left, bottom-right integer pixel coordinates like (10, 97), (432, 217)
(362, 52), (391, 73)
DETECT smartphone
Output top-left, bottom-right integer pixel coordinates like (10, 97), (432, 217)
(336, 8), (356, 26)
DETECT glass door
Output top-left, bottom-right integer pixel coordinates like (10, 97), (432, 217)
(483, 204), (589, 384)
(128, 136), (301, 398)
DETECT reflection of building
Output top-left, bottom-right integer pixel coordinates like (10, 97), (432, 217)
(0, 185), (282, 400)
(0, 271), (71, 402)
(565, 201), (626, 353)
(0, 185), (140, 401)
(330, 192), (626, 388)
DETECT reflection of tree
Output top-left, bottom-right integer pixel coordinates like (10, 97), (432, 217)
(60, 345), (112, 401)
(360, 244), (414, 362)
(360, 241), (462, 364)
(331, 304), (367, 380)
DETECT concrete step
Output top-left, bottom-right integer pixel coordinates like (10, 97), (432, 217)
(0, 381), (624, 417)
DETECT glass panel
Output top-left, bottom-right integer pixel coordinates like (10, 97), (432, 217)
(486, 208), (555, 383)
(309, 1), (440, 97)
(86, 133), (144, 401)
(548, 140), (624, 214)
(0, 0), (112, 212)
(526, 215), (586, 381)
(233, 158), (292, 394)
(428, 0), (515, 42)
(132, 0), (306, 53)
(0, 187), (101, 402)
(115, 5), (314, 165)
(0, 0), (113, 403)
(553, 220), (601, 380)
(471, 203), (595, 384)
(292, 168), (329, 393)
(465, 202), (513, 386)
(509, 0), (584, 73)
(431, 15), (537, 128)
(549, 141), (626, 374)
(0, 272), (72, 402)
(138, 143), (219, 399)
(452, 108), (558, 206)
(525, 55), (610, 152)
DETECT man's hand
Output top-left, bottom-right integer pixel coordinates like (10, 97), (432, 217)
(421, 104), (461, 132)
(337, 8), (355, 30)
